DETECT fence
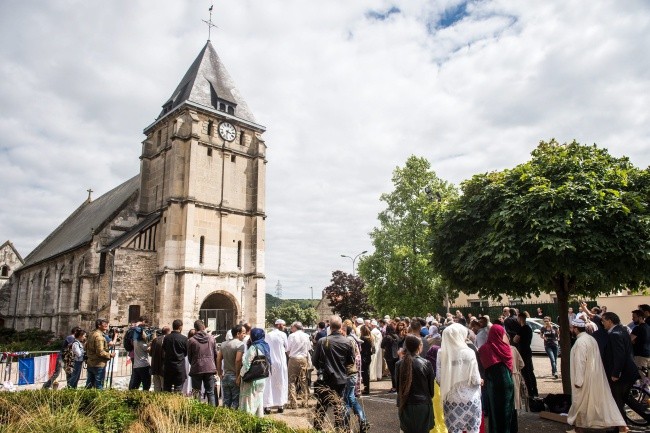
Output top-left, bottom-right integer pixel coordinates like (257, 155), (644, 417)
(1, 348), (133, 389)
(439, 300), (599, 323)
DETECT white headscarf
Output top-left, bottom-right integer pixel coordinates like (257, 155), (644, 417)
(439, 323), (479, 401)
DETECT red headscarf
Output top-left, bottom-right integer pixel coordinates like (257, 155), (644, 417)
(478, 324), (513, 371)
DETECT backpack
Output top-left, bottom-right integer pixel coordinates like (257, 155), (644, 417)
(123, 328), (135, 351)
(63, 343), (76, 375)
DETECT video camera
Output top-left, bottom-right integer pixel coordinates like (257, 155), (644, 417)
(107, 325), (127, 341)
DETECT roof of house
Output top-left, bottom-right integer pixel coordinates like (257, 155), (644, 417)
(157, 40), (258, 124)
(22, 175), (140, 269)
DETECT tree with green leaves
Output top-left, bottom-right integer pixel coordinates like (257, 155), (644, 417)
(358, 156), (458, 316)
(433, 140), (650, 393)
(323, 271), (374, 319)
(266, 302), (319, 328)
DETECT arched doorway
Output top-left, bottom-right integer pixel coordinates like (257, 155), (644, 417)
(199, 292), (237, 343)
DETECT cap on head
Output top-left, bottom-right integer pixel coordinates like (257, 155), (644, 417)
(275, 319), (286, 326)
(356, 318), (364, 325)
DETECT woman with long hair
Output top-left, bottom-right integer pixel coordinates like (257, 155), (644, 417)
(240, 328), (271, 416)
(395, 334), (435, 433)
(541, 316), (559, 379)
(381, 324), (400, 392)
(437, 323), (482, 433)
(478, 324), (515, 433)
(67, 329), (86, 389)
(359, 325), (374, 395)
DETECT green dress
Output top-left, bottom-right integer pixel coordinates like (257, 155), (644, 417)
(484, 362), (514, 433)
(240, 345), (266, 416)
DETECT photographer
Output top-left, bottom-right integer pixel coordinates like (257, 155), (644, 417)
(85, 318), (115, 389)
(128, 316), (151, 391)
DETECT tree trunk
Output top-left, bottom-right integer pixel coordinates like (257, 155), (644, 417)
(555, 276), (572, 395)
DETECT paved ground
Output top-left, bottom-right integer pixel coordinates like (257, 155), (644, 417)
(267, 355), (646, 432)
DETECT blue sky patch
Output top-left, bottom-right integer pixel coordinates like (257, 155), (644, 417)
(438, 2), (469, 29)
(366, 6), (401, 21)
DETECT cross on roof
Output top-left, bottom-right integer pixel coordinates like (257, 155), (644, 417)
(202, 5), (218, 41)
(87, 188), (93, 201)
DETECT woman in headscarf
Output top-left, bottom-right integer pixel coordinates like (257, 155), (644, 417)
(436, 323), (482, 433)
(425, 344), (448, 433)
(478, 324), (515, 433)
(240, 328), (271, 416)
(396, 334), (435, 433)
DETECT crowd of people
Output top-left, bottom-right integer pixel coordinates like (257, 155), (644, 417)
(39, 302), (650, 433)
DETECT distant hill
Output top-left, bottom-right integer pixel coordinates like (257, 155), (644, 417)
(265, 294), (319, 309)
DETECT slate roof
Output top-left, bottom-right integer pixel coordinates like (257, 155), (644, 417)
(22, 175), (140, 269)
(158, 41), (258, 124)
(100, 211), (160, 253)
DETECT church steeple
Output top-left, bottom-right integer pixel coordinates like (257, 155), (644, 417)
(157, 41), (258, 125)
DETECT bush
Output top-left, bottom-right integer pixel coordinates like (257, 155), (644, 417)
(0, 328), (63, 352)
(0, 390), (315, 433)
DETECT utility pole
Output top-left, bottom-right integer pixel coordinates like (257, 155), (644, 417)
(275, 280), (282, 299)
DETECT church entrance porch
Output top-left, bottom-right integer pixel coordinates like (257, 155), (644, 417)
(199, 292), (237, 343)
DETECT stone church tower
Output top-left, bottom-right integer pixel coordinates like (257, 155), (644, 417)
(2, 41), (267, 339)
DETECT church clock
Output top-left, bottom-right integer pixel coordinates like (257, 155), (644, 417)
(218, 122), (236, 141)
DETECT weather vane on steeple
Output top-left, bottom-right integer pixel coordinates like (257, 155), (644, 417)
(202, 4), (218, 41)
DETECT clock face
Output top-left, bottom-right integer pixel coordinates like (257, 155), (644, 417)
(218, 122), (236, 141)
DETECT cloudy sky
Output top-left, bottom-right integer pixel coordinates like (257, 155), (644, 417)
(1, 1), (649, 299)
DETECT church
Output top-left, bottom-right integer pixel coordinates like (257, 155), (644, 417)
(1, 40), (267, 340)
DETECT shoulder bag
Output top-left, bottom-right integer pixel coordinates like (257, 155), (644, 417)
(242, 347), (270, 382)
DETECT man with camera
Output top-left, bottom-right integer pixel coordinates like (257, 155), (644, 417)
(128, 316), (151, 391)
(85, 318), (115, 389)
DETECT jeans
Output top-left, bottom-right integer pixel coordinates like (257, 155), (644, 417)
(43, 354), (64, 389)
(545, 344), (558, 375)
(67, 360), (83, 389)
(221, 373), (240, 409)
(129, 366), (151, 391)
(85, 366), (106, 389)
(191, 373), (217, 406)
(343, 374), (366, 424)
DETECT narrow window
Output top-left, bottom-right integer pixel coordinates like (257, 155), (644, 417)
(207, 148), (213, 157)
(0, 266), (8, 277)
(227, 106), (234, 115)
(199, 236), (205, 265)
(231, 154), (236, 163)
(207, 120), (213, 136)
(239, 132), (245, 146)
(237, 240), (242, 268)
(99, 252), (107, 275)
(128, 305), (141, 323)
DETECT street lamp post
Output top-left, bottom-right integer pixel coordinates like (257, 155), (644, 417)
(340, 250), (368, 276)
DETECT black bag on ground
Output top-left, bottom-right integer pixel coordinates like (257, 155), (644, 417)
(528, 396), (545, 412)
(242, 355), (270, 382)
(543, 393), (571, 413)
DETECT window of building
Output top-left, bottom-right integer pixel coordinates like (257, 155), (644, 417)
(207, 120), (213, 136)
(230, 154), (236, 163)
(128, 305), (141, 323)
(469, 299), (489, 308)
(0, 266), (8, 277)
(199, 236), (205, 265)
(207, 148), (212, 157)
(227, 106), (234, 115)
(99, 252), (107, 275)
(237, 240), (242, 268)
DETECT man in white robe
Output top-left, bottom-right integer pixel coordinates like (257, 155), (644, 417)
(263, 319), (289, 413)
(368, 319), (383, 381)
(566, 318), (628, 433)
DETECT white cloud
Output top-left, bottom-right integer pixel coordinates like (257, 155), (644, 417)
(1, 0), (648, 298)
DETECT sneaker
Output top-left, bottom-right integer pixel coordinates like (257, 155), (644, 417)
(277, 407), (284, 414)
(388, 388), (397, 393)
(263, 408), (271, 415)
(554, 374), (559, 379)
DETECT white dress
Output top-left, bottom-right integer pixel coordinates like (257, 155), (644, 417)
(567, 332), (626, 429)
(369, 327), (383, 381)
(262, 329), (288, 408)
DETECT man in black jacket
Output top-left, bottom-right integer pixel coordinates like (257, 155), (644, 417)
(601, 311), (640, 420)
(312, 315), (355, 431)
(162, 319), (188, 393)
